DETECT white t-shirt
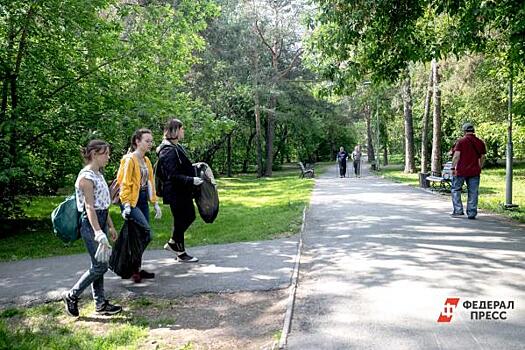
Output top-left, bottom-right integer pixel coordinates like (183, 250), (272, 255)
(75, 168), (111, 212)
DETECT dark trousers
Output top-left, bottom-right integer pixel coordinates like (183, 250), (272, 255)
(120, 189), (151, 272)
(339, 162), (347, 177)
(169, 200), (196, 252)
(353, 160), (361, 176)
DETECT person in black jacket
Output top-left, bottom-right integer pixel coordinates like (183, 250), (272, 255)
(337, 146), (349, 178)
(156, 118), (203, 262)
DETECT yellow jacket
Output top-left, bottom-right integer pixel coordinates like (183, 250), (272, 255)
(117, 153), (158, 207)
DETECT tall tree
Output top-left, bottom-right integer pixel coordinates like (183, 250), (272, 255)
(421, 65), (433, 173)
(0, 0), (219, 218)
(249, 0), (303, 176)
(402, 72), (416, 173)
(365, 104), (375, 162)
(430, 59), (442, 175)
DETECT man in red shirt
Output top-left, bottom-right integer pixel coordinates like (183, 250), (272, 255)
(450, 123), (486, 219)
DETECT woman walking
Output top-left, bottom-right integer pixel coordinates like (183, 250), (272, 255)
(156, 118), (203, 262)
(116, 128), (162, 283)
(352, 145), (362, 177)
(63, 140), (122, 317)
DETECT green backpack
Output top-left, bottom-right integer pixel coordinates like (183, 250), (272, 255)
(51, 194), (81, 243)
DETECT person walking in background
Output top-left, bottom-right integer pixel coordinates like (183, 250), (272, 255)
(63, 140), (122, 317)
(156, 118), (203, 262)
(351, 145), (362, 177)
(450, 122), (486, 220)
(337, 146), (349, 178)
(116, 128), (162, 283)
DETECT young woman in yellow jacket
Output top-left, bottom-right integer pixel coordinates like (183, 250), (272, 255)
(116, 128), (162, 283)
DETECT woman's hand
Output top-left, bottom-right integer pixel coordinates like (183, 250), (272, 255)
(109, 226), (118, 241)
(154, 203), (162, 220)
(122, 203), (131, 219)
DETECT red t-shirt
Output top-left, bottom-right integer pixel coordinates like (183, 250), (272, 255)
(455, 134), (486, 177)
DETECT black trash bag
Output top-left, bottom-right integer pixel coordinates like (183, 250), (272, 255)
(193, 162), (219, 223)
(109, 219), (146, 279)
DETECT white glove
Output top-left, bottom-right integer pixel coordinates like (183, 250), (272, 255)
(95, 243), (111, 263)
(94, 230), (112, 263)
(122, 203), (131, 220)
(193, 177), (204, 186)
(94, 230), (110, 247)
(154, 202), (162, 219)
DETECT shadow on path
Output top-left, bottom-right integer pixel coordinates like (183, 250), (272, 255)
(0, 238), (298, 307)
(288, 164), (525, 350)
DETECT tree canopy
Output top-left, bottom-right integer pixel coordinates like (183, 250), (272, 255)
(0, 0), (523, 219)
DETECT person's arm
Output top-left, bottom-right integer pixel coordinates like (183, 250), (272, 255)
(79, 177), (102, 232)
(106, 213), (117, 241)
(451, 151), (460, 176)
(119, 156), (135, 206)
(145, 157), (158, 204)
(479, 140), (487, 169)
(479, 154), (486, 169)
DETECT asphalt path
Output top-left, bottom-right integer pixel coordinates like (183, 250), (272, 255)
(0, 238), (298, 307)
(287, 164), (525, 349)
(1, 162), (523, 350)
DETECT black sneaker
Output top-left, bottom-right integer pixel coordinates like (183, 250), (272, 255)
(177, 252), (199, 263)
(139, 270), (155, 279)
(164, 241), (184, 254)
(450, 212), (464, 218)
(63, 293), (79, 317)
(96, 300), (122, 316)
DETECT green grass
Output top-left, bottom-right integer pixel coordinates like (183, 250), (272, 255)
(0, 166), (314, 261)
(377, 162), (525, 223)
(0, 298), (157, 350)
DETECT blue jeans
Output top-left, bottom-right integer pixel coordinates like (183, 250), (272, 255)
(451, 175), (480, 218)
(120, 188), (152, 247)
(69, 210), (109, 308)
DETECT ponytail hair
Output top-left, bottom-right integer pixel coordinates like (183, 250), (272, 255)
(81, 139), (110, 164)
(128, 128), (152, 153)
(163, 118), (183, 140)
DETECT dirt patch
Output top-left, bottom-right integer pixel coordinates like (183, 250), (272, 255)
(73, 289), (288, 349)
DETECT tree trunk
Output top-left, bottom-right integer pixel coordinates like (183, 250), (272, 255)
(366, 105), (375, 162)
(382, 128), (389, 166)
(242, 131), (256, 173)
(0, 26), (13, 121)
(254, 91), (263, 177)
(251, 46), (264, 178)
(1, 73), (10, 122)
(430, 59), (442, 176)
(403, 73), (416, 173)
(264, 92), (276, 177)
(226, 133), (232, 177)
(273, 124), (287, 163)
(421, 64), (433, 173)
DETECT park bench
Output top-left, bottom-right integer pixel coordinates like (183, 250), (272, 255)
(298, 162), (315, 178)
(426, 161), (453, 191)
